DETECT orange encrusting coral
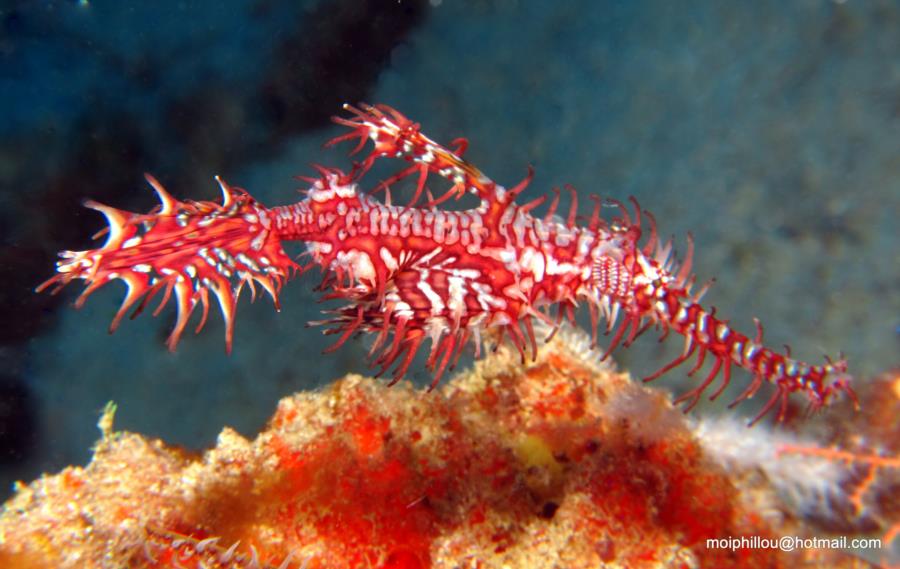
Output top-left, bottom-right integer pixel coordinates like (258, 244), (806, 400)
(0, 328), (869, 568)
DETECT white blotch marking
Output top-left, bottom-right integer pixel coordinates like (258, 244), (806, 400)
(716, 323), (729, 341)
(334, 249), (375, 282)
(417, 278), (445, 316)
(379, 247), (399, 272)
(123, 237), (142, 249)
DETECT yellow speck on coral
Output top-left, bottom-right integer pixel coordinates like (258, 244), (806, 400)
(515, 434), (561, 477)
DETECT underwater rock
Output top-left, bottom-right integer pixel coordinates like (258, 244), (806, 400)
(0, 327), (877, 568)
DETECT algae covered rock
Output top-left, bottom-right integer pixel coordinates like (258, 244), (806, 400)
(0, 328), (877, 568)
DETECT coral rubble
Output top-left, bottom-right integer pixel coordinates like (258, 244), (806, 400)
(0, 328), (876, 568)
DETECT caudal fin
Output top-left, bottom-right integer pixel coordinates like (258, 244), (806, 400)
(37, 174), (298, 353)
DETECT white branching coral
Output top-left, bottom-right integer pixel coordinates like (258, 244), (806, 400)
(692, 415), (848, 520)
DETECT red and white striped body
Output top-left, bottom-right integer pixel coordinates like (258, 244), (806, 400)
(39, 104), (857, 424)
(269, 167), (642, 384)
